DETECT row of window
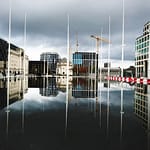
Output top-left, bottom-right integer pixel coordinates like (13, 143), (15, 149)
(73, 59), (95, 65)
(73, 53), (96, 60)
(136, 49), (149, 55)
(136, 35), (149, 44)
(135, 85), (147, 94)
(135, 109), (148, 121)
(136, 43), (149, 51)
(135, 54), (148, 61)
(135, 103), (148, 113)
(135, 60), (148, 66)
(144, 24), (150, 32)
(136, 41), (149, 50)
(135, 97), (148, 105)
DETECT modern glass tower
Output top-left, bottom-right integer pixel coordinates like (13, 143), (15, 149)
(135, 21), (150, 78)
(40, 52), (60, 75)
(72, 52), (97, 76)
(134, 22), (150, 142)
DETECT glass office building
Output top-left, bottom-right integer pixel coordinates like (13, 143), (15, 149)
(135, 21), (150, 78)
(40, 52), (60, 75)
(135, 21), (150, 132)
(29, 61), (48, 76)
(72, 52), (97, 76)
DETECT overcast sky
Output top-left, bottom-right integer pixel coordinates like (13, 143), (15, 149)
(0, 0), (150, 67)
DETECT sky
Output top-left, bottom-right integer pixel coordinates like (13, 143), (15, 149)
(0, 0), (150, 68)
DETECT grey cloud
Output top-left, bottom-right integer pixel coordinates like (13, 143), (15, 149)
(0, 0), (149, 62)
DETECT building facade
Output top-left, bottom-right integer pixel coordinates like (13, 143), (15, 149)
(40, 52), (60, 75)
(25, 55), (29, 75)
(72, 52), (96, 76)
(29, 61), (48, 76)
(101, 67), (121, 78)
(0, 38), (28, 76)
(56, 58), (73, 76)
(101, 63), (121, 78)
(135, 21), (150, 78)
(134, 21), (150, 132)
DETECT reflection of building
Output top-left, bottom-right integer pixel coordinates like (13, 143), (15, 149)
(72, 78), (97, 98)
(56, 58), (73, 76)
(134, 84), (150, 130)
(56, 76), (72, 100)
(56, 76), (72, 94)
(72, 52), (96, 76)
(0, 38), (28, 76)
(28, 77), (59, 97)
(39, 77), (58, 97)
(0, 78), (28, 109)
(29, 61), (48, 76)
(135, 21), (150, 78)
(124, 66), (135, 77)
(40, 52), (60, 75)
(28, 77), (44, 88)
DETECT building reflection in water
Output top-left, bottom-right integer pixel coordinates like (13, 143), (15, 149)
(134, 83), (150, 149)
(72, 78), (98, 98)
(28, 77), (96, 99)
(28, 77), (59, 97)
(40, 77), (58, 97)
(0, 77), (28, 109)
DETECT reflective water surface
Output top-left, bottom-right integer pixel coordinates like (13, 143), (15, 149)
(0, 77), (149, 150)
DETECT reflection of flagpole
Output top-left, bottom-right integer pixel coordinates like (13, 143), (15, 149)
(42, 77), (45, 111)
(148, 132), (150, 150)
(99, 28), (103, 128)
(107, 16), (111, 137)
(94, 43), (98, 117)
(6, 0), (12, 135)
(90, 54), (93, 112)
(120, 0), (125, 145)
(65, 15), (70, 136)
(88, 74), (90, 108)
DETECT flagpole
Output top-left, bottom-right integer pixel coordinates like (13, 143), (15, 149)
(65, 14), (70, 136)
(120, 0), (125, 145)
(6, 0), (12, 135)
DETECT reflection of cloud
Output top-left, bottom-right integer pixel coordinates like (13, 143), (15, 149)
(24, 88), (66, 102)
(101, 90), (134, 107)
(1, 89), (67, 115)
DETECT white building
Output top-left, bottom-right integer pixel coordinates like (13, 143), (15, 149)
(56, 58), (73, 76)
(135, 21), (150, 78)
(0, 39), (29, 76)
